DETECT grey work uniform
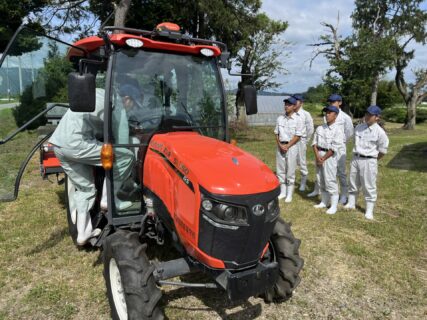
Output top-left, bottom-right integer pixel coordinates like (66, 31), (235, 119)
(274, 114), (304, 186)
(349, 122), (389, 202)
(295, 107), (314, 176)
(49, 89), (134, 216)
(324, 110), (354, 193)
(312, 122), (344, 196)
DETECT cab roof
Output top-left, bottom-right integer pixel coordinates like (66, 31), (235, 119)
(67, 33), (222, 60)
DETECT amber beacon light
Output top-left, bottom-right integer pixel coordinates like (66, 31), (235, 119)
(101, 143), (114, 170)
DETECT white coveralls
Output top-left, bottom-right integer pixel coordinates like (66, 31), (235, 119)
(324, 110), (354, 199)
(348, 122), (389, 212)
(312, 123), (344, 198)
(49, 89), (134, 243)
(274, 114), (304, 187)
(295, 107), (314, 178)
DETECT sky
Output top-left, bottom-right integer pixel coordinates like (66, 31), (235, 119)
(255, 0), (427, 93)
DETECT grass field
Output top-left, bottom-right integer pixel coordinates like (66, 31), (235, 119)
(0, 118), (426, 319)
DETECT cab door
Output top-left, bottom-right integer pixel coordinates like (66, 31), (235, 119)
(0, 26), (84, 201)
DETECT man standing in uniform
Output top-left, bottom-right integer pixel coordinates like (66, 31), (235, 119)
(344, 105), (389, 220)
(292, 94), (314, 192)
(312, 105), (344, 214)
(274, 96), (305, 202)
(326, 94), (353, 204)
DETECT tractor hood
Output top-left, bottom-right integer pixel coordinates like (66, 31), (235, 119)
(149, 132), (279, 195)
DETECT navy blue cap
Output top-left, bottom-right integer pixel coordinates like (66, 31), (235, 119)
(119, 84), (143, 107)
(292, 94), (304, 102)
(327, 94), (342, 102)
(322, 105), (340, 113)
(366, 105), (382, 115)
(283, 96), (297, 105)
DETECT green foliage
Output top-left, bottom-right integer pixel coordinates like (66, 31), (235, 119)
(305, 83), (331, 104)
(382, 107), (427, 124)
(377, 80), (405, 109)
(0, 1), (45, 51)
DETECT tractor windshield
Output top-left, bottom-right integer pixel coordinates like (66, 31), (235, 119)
(110, 49), (226, 142)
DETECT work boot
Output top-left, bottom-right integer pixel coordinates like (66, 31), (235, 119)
(76, 212), (101, 246)
(326, 194), (339, 214)
(314, 192), (329, 209)
(307, 183), (319, 197)
(278, 184), (287, 200)
(285, 185), (294, 203)
(365, 201), (375, 220)
(299, 175), (307, 192)
(344, 193), (356, 210)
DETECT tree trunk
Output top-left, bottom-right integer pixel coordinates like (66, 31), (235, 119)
(370, 73), (380, 105)
(403, 98), (417, 130)
(114, 0), (131, 28)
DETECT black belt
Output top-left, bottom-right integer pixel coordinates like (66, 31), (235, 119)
(280, 141), (289, 144)
(317, 147), (330, 152)
(354, 153), (376, 159)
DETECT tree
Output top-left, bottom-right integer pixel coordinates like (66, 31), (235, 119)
(0, 1), (46, 51)
(351, 0), (427, 129)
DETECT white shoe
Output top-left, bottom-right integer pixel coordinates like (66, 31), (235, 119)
(365, 201), (375, 220)
(278, 184), (287, 200)
(314, 192), (329, 209)
(299, 175), (307, 192)
(285, 185), (294, 203)
(307, 183), (319, 197)
(326, 194), (339, 214)
(77, 228), (101, 246)
(344, 193), (356, 210)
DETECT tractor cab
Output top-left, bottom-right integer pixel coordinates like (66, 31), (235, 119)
(0, 24), (256, 217)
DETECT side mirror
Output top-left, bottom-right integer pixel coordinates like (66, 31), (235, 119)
(68, 72), (96, 112)
(243, 85), (257, 115)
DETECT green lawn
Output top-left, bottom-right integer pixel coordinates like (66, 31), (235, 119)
(0, 120), (426, 319)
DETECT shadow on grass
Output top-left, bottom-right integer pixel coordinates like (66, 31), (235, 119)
(163, 280), (263, 319)
(145, 240), (262, 319)
(387, 142), (427, 172)
(26, 227), (68, 256)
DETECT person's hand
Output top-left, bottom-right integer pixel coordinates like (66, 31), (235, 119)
(281, 143), (289, 152)
(316, 157), (324, 166)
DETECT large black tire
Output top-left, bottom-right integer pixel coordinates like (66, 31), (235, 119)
(264, 217), (304, 302)
(65, 175), (78, 245)
(103, 230), (164, 320)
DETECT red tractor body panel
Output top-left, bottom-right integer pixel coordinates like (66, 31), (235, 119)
(143, 132), (280, 269)
(68, 34), (222, 59)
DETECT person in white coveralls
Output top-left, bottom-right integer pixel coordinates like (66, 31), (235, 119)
(274, 96), (305, 203)
(344, 105), (389, 220)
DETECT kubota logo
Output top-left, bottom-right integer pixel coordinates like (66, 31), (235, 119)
(252, 204), (265, 216)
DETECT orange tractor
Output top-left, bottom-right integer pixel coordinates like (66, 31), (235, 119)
(0, 23), (303, 319)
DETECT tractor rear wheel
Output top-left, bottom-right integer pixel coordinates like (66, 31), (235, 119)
(103, 230), (164, 320)
(65, 175), (78, 244)
(263, 217), (304, 302)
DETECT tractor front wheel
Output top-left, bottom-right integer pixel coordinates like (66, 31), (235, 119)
(264, 217), (304, 302)
(103, 230), (164, 320)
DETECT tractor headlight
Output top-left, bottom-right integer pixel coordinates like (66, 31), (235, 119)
(266, 198), (279, 222)
(200, 196), (248, 227)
